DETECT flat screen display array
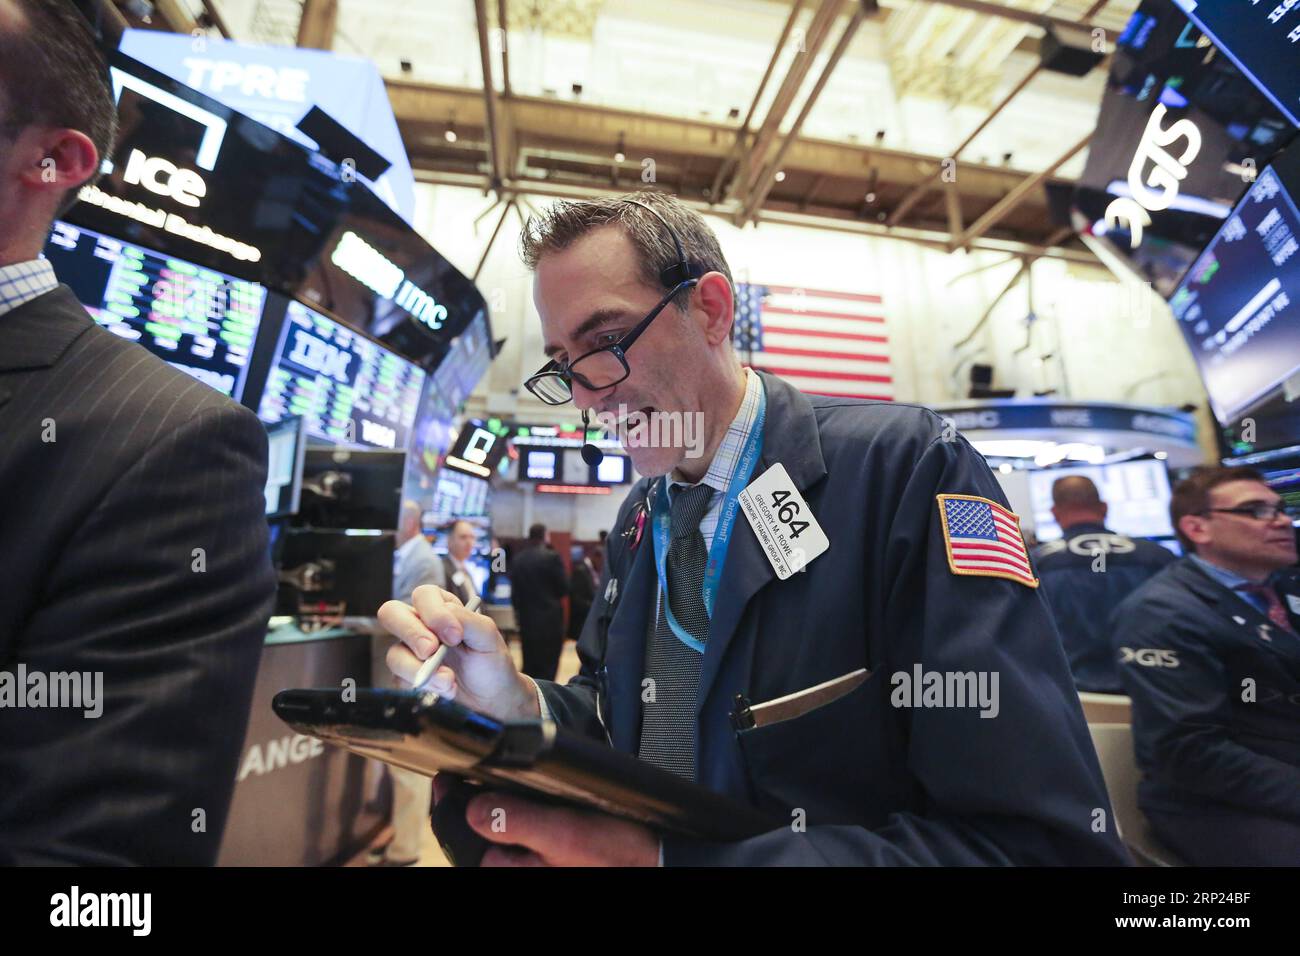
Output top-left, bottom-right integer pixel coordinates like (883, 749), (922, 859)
(1172, 0), (1300, 128)
(429, 468), (491, 524)
(256, 300), (425, 450)
(43, 220), (266, 399)
(1029, 460), (1175, 541)
(1168, 151), (1300, 425)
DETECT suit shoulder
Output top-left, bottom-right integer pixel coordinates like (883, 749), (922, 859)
(59, 307), (261, 435)
(1113, 560), (1188, 617)
(809, 397), (949, 456)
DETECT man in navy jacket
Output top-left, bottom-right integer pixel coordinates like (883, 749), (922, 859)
(380, 193), (1127, 866)
(1110, 466), (1300, 865)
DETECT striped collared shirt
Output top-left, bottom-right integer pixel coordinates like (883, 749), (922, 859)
(0, 258), (58, 319)
(663, 365), (765, 549)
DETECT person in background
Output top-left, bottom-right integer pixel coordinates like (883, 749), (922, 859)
(568, 545), (598, 642)
(434, 519), (479, 606)
(1110, 466), (1300, 864)
(509, 523), (569, 681)
(393, 501), (440, 604)
(0, 0), (275, 864)
(1033, 475), (1175, 693)
(369, 500), (439, 866)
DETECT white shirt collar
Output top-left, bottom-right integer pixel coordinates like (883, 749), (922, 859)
(667, 367), (763, 496)
(0, 259), (59, 319)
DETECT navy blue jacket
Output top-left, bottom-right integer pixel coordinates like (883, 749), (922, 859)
(1033, 523), (1176, 693)
(537, 371), (1129, 865)
(1110, 558), (1300, 821)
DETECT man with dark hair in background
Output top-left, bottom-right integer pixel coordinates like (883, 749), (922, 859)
(1111, 466), (1300, 864)
(0, 0), (275, 864)
(509, 523), (569, 681)
(1033, 475), (1174, 692)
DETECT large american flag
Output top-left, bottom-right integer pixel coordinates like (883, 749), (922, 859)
(940, 496), (1038, 588)
(733, 283), (893, 400)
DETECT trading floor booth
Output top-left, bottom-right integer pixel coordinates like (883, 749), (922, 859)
(44, 45), (495, 864)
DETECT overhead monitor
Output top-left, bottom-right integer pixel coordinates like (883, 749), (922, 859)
(42, 219), (267, 399)
(594, 454), (630, 485)
(1168, 143), (1300, 436)
(264, 415), (307, 518)
(1029, 460), (1175, 541)
(256, 299), (425, 450)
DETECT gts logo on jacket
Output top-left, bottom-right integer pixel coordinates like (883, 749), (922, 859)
(1120, 647), (1180, 668)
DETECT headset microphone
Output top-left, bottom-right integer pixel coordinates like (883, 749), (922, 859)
(580, 408), (604, 466)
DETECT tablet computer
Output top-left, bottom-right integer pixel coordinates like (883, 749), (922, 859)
(272, 687), (778, 841)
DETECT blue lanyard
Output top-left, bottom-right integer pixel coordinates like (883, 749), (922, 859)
(650, 387), (766, 653)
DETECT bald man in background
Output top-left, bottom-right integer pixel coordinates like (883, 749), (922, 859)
(1032, 476), (1175, 692)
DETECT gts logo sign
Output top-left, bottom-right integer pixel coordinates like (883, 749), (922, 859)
(1120, 647), (1179, 668)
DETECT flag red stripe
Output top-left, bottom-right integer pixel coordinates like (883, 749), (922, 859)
(954, 561), (1038, 584)
(951, 542), (1033, 573)
(759, 325), (889, 344)
(763, 306), (886, 323)
(765, 285), (884, 303)
(757, 365), (893, 384)
(759, 345), (891, 363)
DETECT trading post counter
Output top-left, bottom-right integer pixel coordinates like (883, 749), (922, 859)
(217, 620), (387, 866)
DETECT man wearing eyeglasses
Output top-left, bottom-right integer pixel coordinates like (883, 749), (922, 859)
(380, 192), (1127, 866)
(1110, 466), (1300, 865)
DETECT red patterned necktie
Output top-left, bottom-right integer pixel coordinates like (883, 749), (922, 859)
(1235, 583), (1296, 633)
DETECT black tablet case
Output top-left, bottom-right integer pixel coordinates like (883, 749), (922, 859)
(273, 687), (778, 841)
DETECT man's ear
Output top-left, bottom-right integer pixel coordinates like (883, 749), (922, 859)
(1099, 501), (1108, 522)
(695, 272), (734, 347)
(1178, 512), (1209, 549)
(18, 128), (99, 195)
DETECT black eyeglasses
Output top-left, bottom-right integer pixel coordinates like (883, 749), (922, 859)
(523, 278), (697, 405)
(1201, 503), (1294, 521)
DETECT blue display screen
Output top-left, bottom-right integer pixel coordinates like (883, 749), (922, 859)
(1169, 152), (1300, 424)
(257, 300), (425, 450)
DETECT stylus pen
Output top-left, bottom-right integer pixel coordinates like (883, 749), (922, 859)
(412, 593), (481, 691)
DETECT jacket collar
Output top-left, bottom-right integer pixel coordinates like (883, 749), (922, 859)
(601, 372), (829, 749)
(697, 370), (827, 709)
(0, 285), (94, 374)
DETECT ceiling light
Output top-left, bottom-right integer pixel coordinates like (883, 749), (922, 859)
(774, 170), (786, 182)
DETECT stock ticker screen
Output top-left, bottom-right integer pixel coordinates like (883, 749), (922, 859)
(43, 221), (266, 399)
(1168, 155), (1300, 425)
(256, 300), (426, 450)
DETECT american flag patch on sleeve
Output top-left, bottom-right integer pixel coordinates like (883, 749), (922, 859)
(937, 494), (1038, 588)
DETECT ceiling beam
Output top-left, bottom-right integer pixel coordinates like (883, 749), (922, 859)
(199, 0), (233, 39)
(709, 0), (807, 202)
(741, 1), (866, 223)
(955, 130), (1091, 247)
(909, 0), (1119, 41)
(730, 0), (845, 203)
(886, 61), (1040, 228)
(473, 0), (505, 188)
(414, 168), (1099, 265)
(296, 0), (338, 50)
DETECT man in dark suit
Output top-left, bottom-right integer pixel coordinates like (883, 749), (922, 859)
(0, 0), (275, 864)
(1111, 466), (1300, 864)
(509, 524), (569, 681)
(568, 547), (598, 642)
(379, 192), (1127, 865)
(1033, 475), (1175, 692)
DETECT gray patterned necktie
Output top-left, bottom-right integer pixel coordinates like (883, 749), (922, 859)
(637, 482), (713, 780)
